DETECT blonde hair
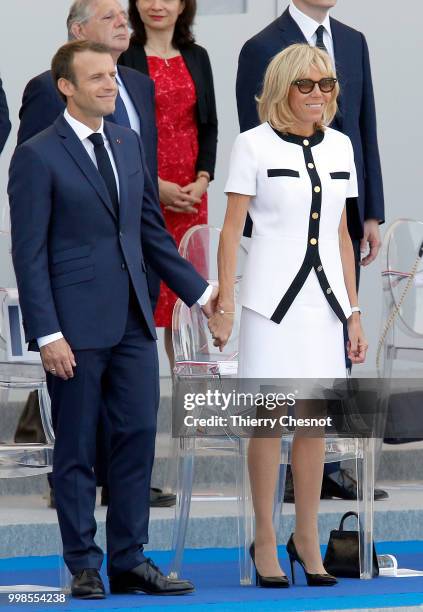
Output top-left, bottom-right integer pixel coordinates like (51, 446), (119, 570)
(257, 43), (339, 133)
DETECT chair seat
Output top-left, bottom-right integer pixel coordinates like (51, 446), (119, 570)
(0, 361), (45, 383)
(0, 443), (53, 478)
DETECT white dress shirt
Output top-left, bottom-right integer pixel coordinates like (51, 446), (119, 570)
(116, 68), (141, 136)
(289, 1), (335, 67)
(37, 110), (212, 348)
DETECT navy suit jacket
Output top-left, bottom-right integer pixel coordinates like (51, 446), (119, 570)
(236, 9), (385, 236)
(0, 77), (11, 154)
(17, 66), (160, 305)
(8, 115), (207, 350)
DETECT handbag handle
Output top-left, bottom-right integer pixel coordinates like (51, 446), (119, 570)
(339, 510), (358, 531)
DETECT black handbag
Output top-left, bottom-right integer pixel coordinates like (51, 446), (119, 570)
(323, 511), (379, 578)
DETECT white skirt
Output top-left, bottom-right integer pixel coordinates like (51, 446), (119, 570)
(238, 269), (347, 379)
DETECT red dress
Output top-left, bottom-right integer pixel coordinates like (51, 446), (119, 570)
(148, 55), (208, 328)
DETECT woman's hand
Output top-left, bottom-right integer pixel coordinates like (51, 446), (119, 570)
(159, 179), (200, 213)
(347, 314), (368, 364)
(180, 176), (209, 204)
(208, 311), (234, 351)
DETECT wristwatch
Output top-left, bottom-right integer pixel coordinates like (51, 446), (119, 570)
(351, 306), (362, 314)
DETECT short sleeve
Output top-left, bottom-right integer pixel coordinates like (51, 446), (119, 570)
(346, 137), (358, 198)
(224, 133), (258, 196)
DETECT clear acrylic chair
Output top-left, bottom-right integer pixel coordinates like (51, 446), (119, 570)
(0, 234), (70, 593)
(376, 219), (423, 464)
(378, 218), (423, 378)
(169, 224), (375, 584)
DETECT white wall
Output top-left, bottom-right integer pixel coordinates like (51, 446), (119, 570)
(0, 1), (421, 375)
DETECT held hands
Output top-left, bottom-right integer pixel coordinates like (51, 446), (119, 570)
(208, 309), (234, 352)
(347, 314), (368, 364)
(201, 285), (219, 319)
(159, 178), (205, 214)
(40, 338), (76, 380)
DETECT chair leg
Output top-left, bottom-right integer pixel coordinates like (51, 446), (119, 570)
(237, 438), (254, 585)
(168, 437), (195, 579)
(358, 438), (375, 579)
(272, 440), (289, 538)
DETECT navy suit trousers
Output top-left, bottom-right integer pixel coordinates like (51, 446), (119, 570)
(48, 287), (159, 576)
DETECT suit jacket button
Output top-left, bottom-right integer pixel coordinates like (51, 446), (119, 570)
(326, 287), (332, 294)
(312, 212), (319, 219)
(303, 139), (309, 146)
(317, 265), (323, 272)
(121, 263), (126, 270)
(310, 238), (317, 245)
(119, 231), (123, 238)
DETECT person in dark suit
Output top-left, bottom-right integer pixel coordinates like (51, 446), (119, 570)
(119, 0), (218, 370)
(9, 40), (217, 599)
(17, 0), (175, 508)
(236, 0), (387, 502)
(0, 77), (11, 154)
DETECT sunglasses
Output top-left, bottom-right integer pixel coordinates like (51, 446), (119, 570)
(292, 78), (338, 94)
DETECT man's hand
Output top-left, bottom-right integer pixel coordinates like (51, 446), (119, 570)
(360, 219), (381, 266)
(201, 285), (219, 319)
(40, 338), (76, 380)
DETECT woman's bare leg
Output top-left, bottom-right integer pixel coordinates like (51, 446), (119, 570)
(248, 436), (285, 577)
(291, 435), (327, 573)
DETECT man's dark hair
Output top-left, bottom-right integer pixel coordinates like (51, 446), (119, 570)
(51, 40), (112, 102)
(128, 0), (196, 48)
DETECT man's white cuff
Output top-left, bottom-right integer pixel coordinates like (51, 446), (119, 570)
(37, 332), (64, 348)
(197, 284), (213, 306)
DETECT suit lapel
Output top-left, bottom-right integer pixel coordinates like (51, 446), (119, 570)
(330, 18), (352, 129)
(277, 9), (308, 46)
(54, 114), (117, 221)
(105, 122), (128, 226)
(112, 68), (145, 140)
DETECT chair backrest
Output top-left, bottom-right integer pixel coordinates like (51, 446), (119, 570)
(0, 289), (41, 363)
(380, 219), (423, 342)
(173, 225), (246, 374)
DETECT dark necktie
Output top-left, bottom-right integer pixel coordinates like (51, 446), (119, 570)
(315, 25), (328, 54)
(113, 87), (131, 129)
(88, 133), (119, 217)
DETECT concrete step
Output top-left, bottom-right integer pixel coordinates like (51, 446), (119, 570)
(0, 482), (422, 558)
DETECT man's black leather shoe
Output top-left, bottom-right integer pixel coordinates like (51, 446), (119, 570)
(109, 558), (194, 595)
(71, 569), (106, 599)
(321, 470), (389, 501)
(149, 487), (176, 508)
(100, 486), (176, 508)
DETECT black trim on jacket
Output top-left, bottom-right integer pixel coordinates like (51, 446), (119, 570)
(270, 129), (347, 325)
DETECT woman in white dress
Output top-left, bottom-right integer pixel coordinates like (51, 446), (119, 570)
(208, 44), (368, 588)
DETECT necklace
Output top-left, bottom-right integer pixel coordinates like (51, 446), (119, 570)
(145, 44), (175, 67)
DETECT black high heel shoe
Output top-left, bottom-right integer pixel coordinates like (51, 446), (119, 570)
(286, 534), (337, 587)
(249, 542), (290, 588)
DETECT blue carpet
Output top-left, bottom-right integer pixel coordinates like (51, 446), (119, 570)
(1, 542), (423, 611)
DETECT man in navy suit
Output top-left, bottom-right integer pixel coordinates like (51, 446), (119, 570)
(0, 77), (11, 154)
(9, 40), (216, 598)
(236, 0), (387, 501)
(17, 0), (177, 508)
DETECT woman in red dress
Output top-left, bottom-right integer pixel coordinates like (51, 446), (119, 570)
(120, 0), (218, 368)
